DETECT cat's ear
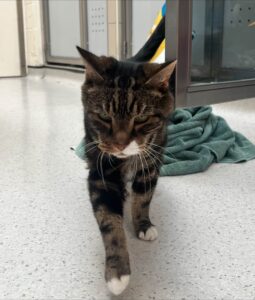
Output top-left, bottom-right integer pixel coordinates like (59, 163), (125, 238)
(145, 60), (177, 90)
(76, 46), (116, 82)
(76, 46), (104, 82)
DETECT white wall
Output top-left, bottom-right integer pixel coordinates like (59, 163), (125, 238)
(23, 0), (44, 66)
(0, 1), (23, 77)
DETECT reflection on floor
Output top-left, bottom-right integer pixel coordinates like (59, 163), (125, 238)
(0, 73), (255, 300)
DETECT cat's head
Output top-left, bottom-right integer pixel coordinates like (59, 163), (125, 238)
(77, 46), (176, 159)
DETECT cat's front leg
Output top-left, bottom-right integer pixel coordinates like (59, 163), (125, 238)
(132, 165), (159, 241)
(88, 168), (130, 295)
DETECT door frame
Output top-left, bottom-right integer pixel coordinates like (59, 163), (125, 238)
(120, 0), (132, 59)
(17, 0), (26, 76)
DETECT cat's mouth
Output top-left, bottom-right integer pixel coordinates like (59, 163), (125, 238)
(113, 153), (129, 159)
(99, 140), (142, 158)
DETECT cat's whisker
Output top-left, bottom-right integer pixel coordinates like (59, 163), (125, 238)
(143, 148), (159, 172)
(96, 152), (102, 179)
(86, 140), (99, 145)
(143, 149), (160, 179)
(141, 152), (152, 194)
(142, 153), (151, 193)
(146, 147), (163, 166)
(145, 146), (162, 161)
(149, 142), (177, 159)
(86, 145), (98, 153)
(148, 144), (165, 155)
(131, 155), (138, 181)
(149, 142), (164, 149)
(139, 147), (151, 192)
(85, 141), (100, 154)
(107, 153), (114, 168)
(138, 153), (146, 194)
(147, 145), (165, 160)
(86, 140), (99, 147)
(130, 156), (135, 181)
(100, 151), (106, 188)
(135, 155), (138, 180)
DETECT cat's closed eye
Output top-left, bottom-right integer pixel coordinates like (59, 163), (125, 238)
(134, 115), (149, 123)
(98, 112), (111, 122)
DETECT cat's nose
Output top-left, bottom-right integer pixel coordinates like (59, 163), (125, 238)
(115, 131), (129, 145)
(115, 143), (128, 151)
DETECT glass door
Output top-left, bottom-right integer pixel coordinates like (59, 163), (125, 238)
(191, 0), (255, 83)
(166, 0), (255, 107)
(43, 0), (83, 65)
(43, 0), (108, 65)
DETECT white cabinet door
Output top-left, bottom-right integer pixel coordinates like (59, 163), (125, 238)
(0, 0), (25, 77)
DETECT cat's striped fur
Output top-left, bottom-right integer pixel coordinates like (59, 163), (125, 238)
(77, 46), (176, 295)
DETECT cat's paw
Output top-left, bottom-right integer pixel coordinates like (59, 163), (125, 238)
(138, 226), (158, 241)
(107, 275), (130, 295)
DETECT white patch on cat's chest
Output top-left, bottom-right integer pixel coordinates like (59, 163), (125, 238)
(122, 141), (140, 156)
(124, 157), (136, 183)
(125, 168), (134, 182)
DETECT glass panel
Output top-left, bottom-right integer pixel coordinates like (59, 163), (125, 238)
(87, 0), (108, 56)
(48, 0), (80, 58)
(132, 0), (165, 55)
(191, 0), (206, 67)
(191, 0), (255, 83)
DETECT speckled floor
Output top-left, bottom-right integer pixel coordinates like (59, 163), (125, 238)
(0, 72), (255, 300)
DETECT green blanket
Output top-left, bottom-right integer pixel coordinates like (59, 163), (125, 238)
(75, 106), (255, 176)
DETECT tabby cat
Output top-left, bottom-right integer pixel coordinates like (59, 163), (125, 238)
(77, 46), (176, 295)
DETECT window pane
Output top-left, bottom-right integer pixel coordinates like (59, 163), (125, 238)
(222, 0), (255, 69)
(48, 0), (80, 58)
(191, 0), (255, 83)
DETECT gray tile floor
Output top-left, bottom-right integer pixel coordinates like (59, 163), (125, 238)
(0, 74), (255, 300)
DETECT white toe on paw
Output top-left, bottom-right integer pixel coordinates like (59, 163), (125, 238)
(107, 275), (130, 295)
(139, 226), (158, 241)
